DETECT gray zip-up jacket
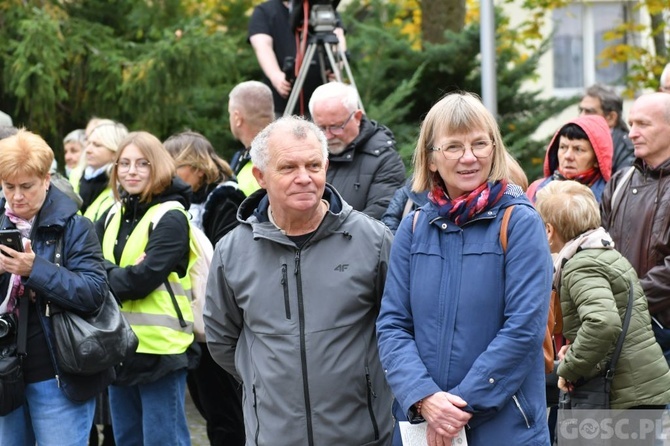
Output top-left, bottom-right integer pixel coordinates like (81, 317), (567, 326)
(204, 185), (394, 446)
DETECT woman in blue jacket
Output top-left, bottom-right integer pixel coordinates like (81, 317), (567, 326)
(0, 130), (111, 445)
(376, 92), (553, 446)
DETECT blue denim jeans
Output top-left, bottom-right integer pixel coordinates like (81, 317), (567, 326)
(0, 378), (95, 446)
(109, 368), (190, 446)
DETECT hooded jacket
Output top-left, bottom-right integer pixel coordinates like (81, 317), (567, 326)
(557, 247), (670, 409)
(377, 188), (552, 445)
(204, 185), (394, 446)
(326, 117), (406, 219)
(0, 186), (112, 402)
(601, 157), (670, 328)
(527, 115), (613, 202)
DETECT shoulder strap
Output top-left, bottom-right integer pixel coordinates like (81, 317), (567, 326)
(16, 290), (29, 357)
(610, 166), (635, 216)
(499, 206), (515, 252)
(412, 209), (420, 233)
(606, 279), (635, 380)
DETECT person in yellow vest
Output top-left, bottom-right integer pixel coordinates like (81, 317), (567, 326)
(78, 120), (128, 222)
(164, 130), (246, 446)
(99, 131), (194, 445)
(228, 81), (274, 197)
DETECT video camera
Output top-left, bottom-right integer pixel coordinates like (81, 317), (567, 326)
(289, 0), (340, 34)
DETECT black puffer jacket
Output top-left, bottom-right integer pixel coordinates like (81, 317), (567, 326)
(326, 117), (405, 219)
(601, 157), (670, 327)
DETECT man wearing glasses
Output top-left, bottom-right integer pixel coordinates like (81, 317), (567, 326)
(309, 82), (405, 219)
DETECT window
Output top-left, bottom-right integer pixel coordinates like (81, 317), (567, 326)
(552, 2), (629, 93)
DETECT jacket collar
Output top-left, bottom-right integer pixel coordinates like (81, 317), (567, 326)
(237, 184), (352, 243)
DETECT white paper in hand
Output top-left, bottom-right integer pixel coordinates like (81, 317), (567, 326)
(399, 422), (468, 445)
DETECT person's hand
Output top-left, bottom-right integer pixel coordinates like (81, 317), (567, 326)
(0, 239), (35, 277)
(270, 72), (292, 98)
(557, 376), (573, 393)
(134, 252), (146, 265)
(427, 422), (452, 446)
(557, 344), (570, 361)
(421, 391), (472, 438)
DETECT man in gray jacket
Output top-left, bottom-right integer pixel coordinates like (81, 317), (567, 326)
(204, 116), (394, 445)
(309, 82), (406, 220)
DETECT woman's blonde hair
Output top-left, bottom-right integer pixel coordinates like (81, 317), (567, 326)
(412, 92), (510, 193)
(87, 121), (128, 153)
(534, 180), (601, 242)
(164, 131), (232, 192)
(0, 129), (54, 181)
(110, 131), (175, 203)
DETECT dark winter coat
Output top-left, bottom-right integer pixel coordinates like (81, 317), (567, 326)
(601, 157), (670, 328)
(326, 117), (406, 219)
(0, 186), (113, 402)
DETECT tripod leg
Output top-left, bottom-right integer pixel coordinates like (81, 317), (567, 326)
(328, 44), (366, 115)
(284, 43), (318, 116)
(322, 44), (342, 83)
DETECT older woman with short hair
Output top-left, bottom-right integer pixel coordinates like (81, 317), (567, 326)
(0, 129), (111, 445)
(527, 115), (613, 203)
(535, 180), (670, 411)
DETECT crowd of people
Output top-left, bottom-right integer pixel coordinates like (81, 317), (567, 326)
(1, 3), (670, 443)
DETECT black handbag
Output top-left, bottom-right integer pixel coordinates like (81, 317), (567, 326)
(50, 236), (138, 375)
(566, 280), (635, 410)
(0, 294), (28, 415)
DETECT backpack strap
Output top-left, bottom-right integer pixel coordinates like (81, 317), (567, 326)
(412, 209), (421, 233)
(499, 205), (515, 252)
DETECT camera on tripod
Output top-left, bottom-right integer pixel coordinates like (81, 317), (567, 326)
(0, 313), (17, 339)
(289, 0), (340, 35)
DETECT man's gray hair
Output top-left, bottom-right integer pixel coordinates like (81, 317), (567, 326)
(308, 82), (359, 116)
(250, 116), (328, 171)
(584, 84), (627, 131)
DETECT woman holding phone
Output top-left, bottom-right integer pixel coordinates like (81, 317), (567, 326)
(0, 129), (111, 445)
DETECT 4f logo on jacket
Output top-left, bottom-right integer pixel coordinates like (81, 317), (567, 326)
(334, 264), (349, 272)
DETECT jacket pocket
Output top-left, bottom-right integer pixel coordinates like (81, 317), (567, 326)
(281, 264), (291, 319)
(512, 391), (533, 429)
(365, 366), (380, 441)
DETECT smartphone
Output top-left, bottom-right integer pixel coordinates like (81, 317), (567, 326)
(0, 229), (24, 256)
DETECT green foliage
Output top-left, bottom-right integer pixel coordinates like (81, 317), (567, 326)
(341, 0), (571, 179)
(0, 0), (569, 181)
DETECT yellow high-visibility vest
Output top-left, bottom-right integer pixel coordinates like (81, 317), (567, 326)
(102, 203), (194, 355)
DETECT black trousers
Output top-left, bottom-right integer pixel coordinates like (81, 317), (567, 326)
(186, 342), (245, 446)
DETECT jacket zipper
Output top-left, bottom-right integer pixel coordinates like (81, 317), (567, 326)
(512, 395), (531, 428)
(252, 384), (260, 443)
(281, 264), (291, 319)
(295, 249), (315, 446)
(365, 366), (380, 440)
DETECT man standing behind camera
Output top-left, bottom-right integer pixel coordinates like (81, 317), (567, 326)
(309, 82), (406, 219)
(248, 0), (346, 117)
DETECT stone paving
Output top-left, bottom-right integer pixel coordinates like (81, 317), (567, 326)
(186, 389), (209, 446)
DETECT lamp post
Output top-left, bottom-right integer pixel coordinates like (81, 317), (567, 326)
(480, 0), (497, 116)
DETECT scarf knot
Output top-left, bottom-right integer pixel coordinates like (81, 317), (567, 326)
(429, 180), (508, 226)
